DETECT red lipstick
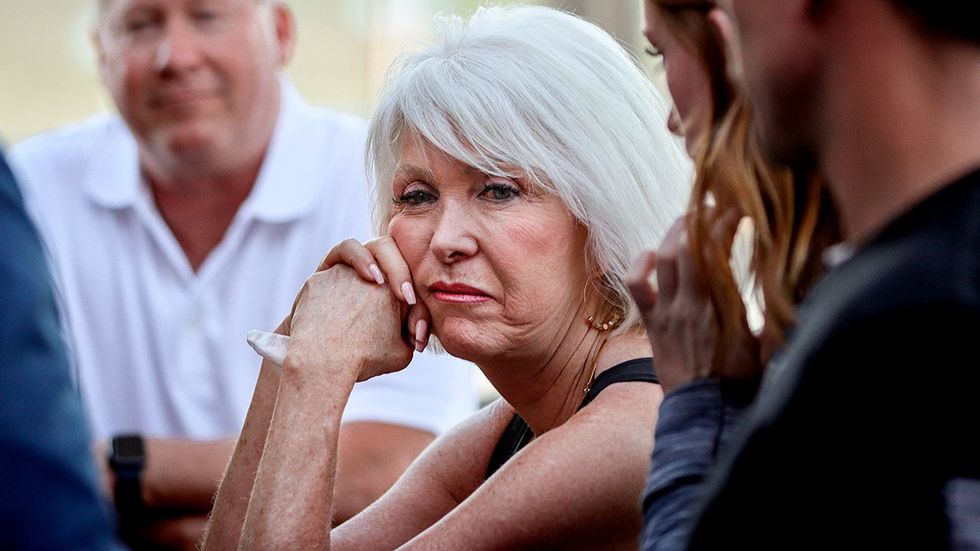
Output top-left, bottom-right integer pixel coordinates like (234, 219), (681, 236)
(429, 282), (491, 304)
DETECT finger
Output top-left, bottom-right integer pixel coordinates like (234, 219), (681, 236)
(655, 216), (688, 301)
(659, 215), (690, 255)
(365, 236), (417, 305)
(627, 249), (659, 311)
(320, 238), (386, 285)
(674, 227), (709, 296)
(406, 302), (433, 352)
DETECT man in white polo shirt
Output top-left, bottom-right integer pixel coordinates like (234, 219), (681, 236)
(10, 0), (476, 547)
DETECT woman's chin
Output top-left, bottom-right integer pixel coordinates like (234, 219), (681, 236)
(433, 317), (503, 363)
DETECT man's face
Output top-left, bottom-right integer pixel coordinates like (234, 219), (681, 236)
(716, 0), (821, 166)
(96, 0), (292, 174)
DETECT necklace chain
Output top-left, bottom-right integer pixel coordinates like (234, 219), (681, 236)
(583, 334), (609, 396)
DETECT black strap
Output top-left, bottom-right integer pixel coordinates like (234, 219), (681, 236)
(484, 357), (657, 479)
(578, 357), (657, 410)
(484, 415), (533, 480)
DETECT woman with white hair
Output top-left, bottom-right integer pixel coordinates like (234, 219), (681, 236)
(204, 5), (690, 549)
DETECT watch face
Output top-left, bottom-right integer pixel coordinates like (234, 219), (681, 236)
(111, 435), (145, 470)
(114, 436), (143, 458)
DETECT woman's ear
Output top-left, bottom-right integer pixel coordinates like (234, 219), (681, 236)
(708, 7), (742, 86)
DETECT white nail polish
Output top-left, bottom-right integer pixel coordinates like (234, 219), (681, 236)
(402, 282), (417, 305)
(369, 264), (385, 285)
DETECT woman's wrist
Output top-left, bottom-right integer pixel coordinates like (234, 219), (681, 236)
(281, 345), (361, 393)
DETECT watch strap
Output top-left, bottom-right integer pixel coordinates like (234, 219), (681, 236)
(108, 434), (145, 518)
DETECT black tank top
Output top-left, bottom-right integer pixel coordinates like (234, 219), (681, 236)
(484, 357), (658, 479)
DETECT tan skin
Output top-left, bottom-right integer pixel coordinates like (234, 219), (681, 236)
(203, 139), (662, 549)
(89, 1), (437, 547)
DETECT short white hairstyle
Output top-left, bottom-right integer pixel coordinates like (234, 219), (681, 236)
(367, 5), (692, 333)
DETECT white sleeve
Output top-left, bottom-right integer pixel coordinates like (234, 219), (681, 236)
(341, 350), (479, 435)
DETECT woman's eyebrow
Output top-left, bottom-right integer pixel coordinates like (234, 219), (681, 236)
(393, 165), (435, 182)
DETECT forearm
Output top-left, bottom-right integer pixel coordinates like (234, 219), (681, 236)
(333, 422), (435, 524)
(91, 438), (234, 550)
(228, 265), (411, 548)
(139, 438), (235, 510)
(201, 360), (281, 550)
(641, 379), (753, 551)
(238, 356), (356, 550)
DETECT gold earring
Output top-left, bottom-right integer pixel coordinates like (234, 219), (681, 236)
(586, 310), (622, 331)
(583, 274), (623, 331)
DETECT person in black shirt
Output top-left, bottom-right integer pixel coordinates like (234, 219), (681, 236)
(636, 0), (980, 548)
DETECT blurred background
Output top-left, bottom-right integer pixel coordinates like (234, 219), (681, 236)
(0, 0), (659, 144)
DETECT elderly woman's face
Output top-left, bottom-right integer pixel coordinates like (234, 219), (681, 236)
(388, 138), (590, 363)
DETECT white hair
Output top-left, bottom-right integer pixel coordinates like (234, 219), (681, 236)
(367, 5), (692, 333)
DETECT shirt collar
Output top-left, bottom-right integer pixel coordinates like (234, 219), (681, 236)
(83, 117), (142, 209)
(241, 80), (334, 223)
(84, 79), (331, 223)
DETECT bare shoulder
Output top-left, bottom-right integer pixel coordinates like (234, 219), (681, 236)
(563, 379), (663, 437)
(523, 379), (663, 487)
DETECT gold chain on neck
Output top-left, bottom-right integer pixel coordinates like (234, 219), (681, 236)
(583, 331), (610, 396)
(581, 280), (622, 396)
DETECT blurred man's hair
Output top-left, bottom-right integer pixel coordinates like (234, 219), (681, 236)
(891, 0), (980, 44)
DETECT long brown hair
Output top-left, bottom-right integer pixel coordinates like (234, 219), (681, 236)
(650, 0), (840, 364)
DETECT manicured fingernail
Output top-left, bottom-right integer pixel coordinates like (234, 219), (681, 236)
(415, 319), (427, 352)
(402, 282), (417, 305)
(369, 264), (385, 285)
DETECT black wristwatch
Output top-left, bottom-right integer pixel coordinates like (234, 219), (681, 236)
(108, 434), (146, 518)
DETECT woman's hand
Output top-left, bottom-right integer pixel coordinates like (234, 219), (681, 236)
(320, 237), (432, 352)
(627, 214), (760, 393)
(628, 216), (715, 393)
(287, 265), (415, 382)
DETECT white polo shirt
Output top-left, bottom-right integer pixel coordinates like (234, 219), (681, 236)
(9, 84), (477, 440)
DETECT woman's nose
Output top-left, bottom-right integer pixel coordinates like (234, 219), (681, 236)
(667, 105), (684, 137)
(429, 205), (479, 263)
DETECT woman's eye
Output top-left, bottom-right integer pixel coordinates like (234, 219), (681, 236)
(482, 182), (520, 202)
(645, 45), (663, 59)
(393, 188), (435, 206)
